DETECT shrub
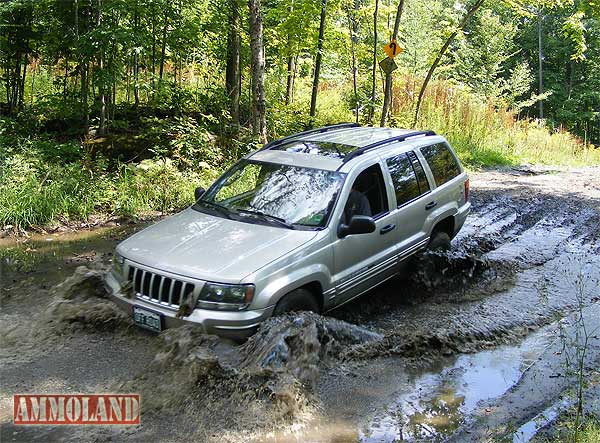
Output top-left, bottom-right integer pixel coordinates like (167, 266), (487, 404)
(0, 148), (221, 229)
(112, 158), (219, 216)
(0, 155), (104, 228)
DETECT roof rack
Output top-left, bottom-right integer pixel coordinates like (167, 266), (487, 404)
(341, 130), (436, 164)
(260, 122), (361, 151)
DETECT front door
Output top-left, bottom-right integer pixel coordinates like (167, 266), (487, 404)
(332, 162), (399, 304)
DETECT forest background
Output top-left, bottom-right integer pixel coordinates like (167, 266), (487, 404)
(1, 0), (599, 229)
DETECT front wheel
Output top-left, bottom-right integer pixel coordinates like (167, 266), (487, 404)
(273, 288), (320, 315)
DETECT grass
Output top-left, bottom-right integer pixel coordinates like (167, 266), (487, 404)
(0, 154), (220, 230)
(573, 420), (600, 442)
(388, 76), (600, 168)
(548, 418), (600, 443)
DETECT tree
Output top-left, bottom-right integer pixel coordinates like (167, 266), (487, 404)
(380, 0), (404, 127)
(0, 0), (34, 115)
(226, 0), (241, 125)
(249, 0), (267, 142)
(369, 0), (378, 125)
(346, 0), (360, 123)
(309, 0), (328, 120)
(412, 0), (486, 128)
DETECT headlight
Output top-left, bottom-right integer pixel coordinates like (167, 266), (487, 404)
(112, 252), (125, 275)
(196, 283), (255, 311)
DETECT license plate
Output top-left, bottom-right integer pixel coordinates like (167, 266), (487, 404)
(133, 306), (162, 333)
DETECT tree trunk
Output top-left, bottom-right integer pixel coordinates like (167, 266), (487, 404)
(291, 55), (298, 102)
(412, 0), (485, 128)
(285, 55), (296, 105)
(309, 0), (327, 120)
(346, 2), (359, 123)
(133, 5), (140, 109)
(74, 0), (89, 133)
(226, 0), (241, 125)
(159, 17), (168, 83)
(97, 0), (106, 135)
(380, 0), (404, 127)
(248, 0), (267, 142)
(284, 1), (296, 106)
(538, 7), (544, 119)
(151, 14), (156, 81)
(369, 0), (379, 125)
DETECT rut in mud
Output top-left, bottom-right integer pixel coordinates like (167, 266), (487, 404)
(1, 167), (600, 442)
(333, 168), (600, 362)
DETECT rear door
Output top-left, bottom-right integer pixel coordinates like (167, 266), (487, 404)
(420, 142), (464, 222)
(384, 150), (433, 259)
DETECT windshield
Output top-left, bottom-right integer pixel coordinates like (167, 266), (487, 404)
(194, 160), (345, 228)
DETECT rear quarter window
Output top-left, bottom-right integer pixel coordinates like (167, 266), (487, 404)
(420, 143), (461, 187)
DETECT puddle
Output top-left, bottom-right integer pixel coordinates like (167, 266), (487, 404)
(0, 224), (146, 297)
(512, 398), (571, 443)
(358, 329), (556, 442)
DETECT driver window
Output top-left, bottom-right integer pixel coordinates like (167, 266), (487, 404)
(343, 163), (389, 224)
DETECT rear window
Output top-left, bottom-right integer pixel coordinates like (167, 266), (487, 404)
(420, 143), (461, 187)
(386, 152), (430, 207)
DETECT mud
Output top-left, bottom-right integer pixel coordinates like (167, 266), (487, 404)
(43, 265), (132, 332)
(2, 166), (600, 442)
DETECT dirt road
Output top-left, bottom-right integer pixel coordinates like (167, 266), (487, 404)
(1, 166), (599, 442)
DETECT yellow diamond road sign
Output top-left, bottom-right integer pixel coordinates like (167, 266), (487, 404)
(383, 40), (403, 59)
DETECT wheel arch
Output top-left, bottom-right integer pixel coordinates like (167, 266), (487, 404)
(431, 215), (455, 239)
(256, 264), (329, 311)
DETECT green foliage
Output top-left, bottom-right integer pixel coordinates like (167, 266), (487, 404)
(0, 137), (220, 229)
(111, 159), (218, 216)
(1, 0), (600, 231)
(267, 79), (354, 138)
(0, 154), (102, 228)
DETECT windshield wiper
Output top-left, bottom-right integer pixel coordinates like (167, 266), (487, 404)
(199, 200), (232, 219)
(235, 209), (295, 229)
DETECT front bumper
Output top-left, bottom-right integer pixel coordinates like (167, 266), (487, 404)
(104, 270), (274, 339)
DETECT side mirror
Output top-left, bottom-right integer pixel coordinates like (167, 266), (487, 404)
(338, 215), (376, 239)
(194, 186), (206, 201)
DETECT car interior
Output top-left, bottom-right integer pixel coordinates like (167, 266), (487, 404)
(349, 164), (389, 219)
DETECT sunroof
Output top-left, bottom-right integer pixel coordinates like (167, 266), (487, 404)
(273, 140), (356, 159)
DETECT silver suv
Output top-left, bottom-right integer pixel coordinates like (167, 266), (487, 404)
(104, 124), (470, 338)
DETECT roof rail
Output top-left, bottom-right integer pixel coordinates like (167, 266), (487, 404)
(341, 130), (436, 164)
(260, 122), (361, 151)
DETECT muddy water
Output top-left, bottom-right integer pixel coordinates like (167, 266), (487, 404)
(1, 167), (600, 442)
(359, 325), (556, 441)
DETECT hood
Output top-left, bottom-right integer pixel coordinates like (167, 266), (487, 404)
(117, 208), (317, 282)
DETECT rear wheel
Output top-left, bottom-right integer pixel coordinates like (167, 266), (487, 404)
(273, 288), (320, 315)
(428, 230), (451, 251)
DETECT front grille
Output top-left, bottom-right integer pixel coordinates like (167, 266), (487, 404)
(128, 265), (195, 309)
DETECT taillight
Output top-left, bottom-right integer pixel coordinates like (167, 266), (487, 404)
(464, 178), (470, 201)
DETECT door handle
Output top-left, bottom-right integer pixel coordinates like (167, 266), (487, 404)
(425, 201), (437, 210)
(380, 224), (396, 235)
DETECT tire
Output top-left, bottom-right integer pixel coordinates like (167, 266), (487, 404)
(273, 288), (320, 315)
(428, 230), (451, 251)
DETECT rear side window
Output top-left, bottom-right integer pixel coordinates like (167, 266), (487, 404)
(386, 152), (430, 207)
(420, 143), (461, 187)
